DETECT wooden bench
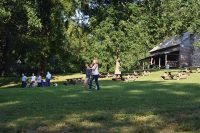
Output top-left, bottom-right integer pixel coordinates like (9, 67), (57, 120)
(142, 71), (150, 76)
(112, 75), (125, 81)
(176, 73), (188, 80)
(64, 77), (83, 85)
(99, 73), (115, 78)
(126, 71), (141, 76)
(196, 68), (200, 73)
(186, 67), (200, 73)
(125, 75), (138, 81)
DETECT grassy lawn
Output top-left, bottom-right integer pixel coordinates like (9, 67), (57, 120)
(0, 70), (200, 133)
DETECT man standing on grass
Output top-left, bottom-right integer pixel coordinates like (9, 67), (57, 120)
(21, 73), (27, 88)
(46, 72), (51, 87)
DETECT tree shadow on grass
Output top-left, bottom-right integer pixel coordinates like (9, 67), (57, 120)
(0, 77), (19, 88)
(0, 80), (200, 133)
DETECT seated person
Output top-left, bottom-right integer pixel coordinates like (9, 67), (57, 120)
(168, 72), (174, 79)
(161, 72), (169, 80)
(133, 71), (139, 76)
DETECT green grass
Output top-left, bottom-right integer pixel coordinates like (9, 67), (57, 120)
(0, 70), (200, 133)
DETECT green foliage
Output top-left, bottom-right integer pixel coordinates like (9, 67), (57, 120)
(0, 0), (200, 75)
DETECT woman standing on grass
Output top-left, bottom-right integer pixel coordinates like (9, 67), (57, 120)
(89, 59), (100, 91)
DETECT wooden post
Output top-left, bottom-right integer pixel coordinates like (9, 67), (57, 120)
(165, 54), (168, 66)
(150, 57), (153, 65)
(143, 62), (145, 70)
(159, 57), (161, 68)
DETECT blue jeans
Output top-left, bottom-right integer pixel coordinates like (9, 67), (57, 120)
(22, 81), (26, 88)
(37, 82), (42, 87)
(46, 79), (51, 87)
(89, 75), (100, 90)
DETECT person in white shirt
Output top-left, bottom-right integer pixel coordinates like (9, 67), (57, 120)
(29, 73), (36, 87)
(89, 59), (100, 91)
(37, 74), (42, 87)
(21, 73), (27, 88)
(46, 71), (51, 87)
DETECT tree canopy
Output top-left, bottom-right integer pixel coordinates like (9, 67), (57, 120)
(0, 0), (200, 75)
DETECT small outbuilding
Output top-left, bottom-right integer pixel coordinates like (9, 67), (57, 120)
(141, 32), (200, 69)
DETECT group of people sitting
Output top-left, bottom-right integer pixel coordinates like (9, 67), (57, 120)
(161, 71), (188, 80)
(21, 72), (52, 88)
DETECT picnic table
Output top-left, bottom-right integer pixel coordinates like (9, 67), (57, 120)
(99, 73), (115, 78)
(186, 67), (200, 73)
(161, 71), (188, 80)
(64, 77), (83, 85)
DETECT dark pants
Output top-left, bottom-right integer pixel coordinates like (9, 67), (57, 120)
(37, 82), (42, 87)
(89, 75), (100, 90)
(22, 81), (26, 88)
(29, 81), (35, 88)
(46, 79), (50, 87)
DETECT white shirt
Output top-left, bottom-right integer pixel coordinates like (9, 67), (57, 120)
(31, 76), (36, 82)
(46, 73), (51, 79)
(22, 76), (27, 81)
(37, 76), (42, 83)
(92, 64), (99, 75)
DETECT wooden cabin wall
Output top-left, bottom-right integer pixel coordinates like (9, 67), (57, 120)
(179, 35), (193, 67)
(192, 47), (200, 66)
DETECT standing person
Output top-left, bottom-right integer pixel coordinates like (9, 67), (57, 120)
(21, 73), (27, 88)
(89, 59), (100, 91)
(115, 58), (121, 78)
(29, 73), (36, 87)
(37, 74), (42, 87)
(46, 71), (51, 87)
(84, 63), (91, 89)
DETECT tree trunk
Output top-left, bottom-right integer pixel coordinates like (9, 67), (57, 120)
(39, 56), (47, 76)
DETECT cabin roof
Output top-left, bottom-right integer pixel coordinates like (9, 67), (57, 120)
(150, 32), (193, 53)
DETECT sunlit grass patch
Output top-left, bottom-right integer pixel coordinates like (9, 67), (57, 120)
(0, 70), (200, 132)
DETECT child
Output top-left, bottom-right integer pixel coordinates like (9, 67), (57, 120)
(41, 79), (45, 88)
(21, 73), (27, 88)
(37, 74), (42, 87)
(84, 64), (91, 89)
